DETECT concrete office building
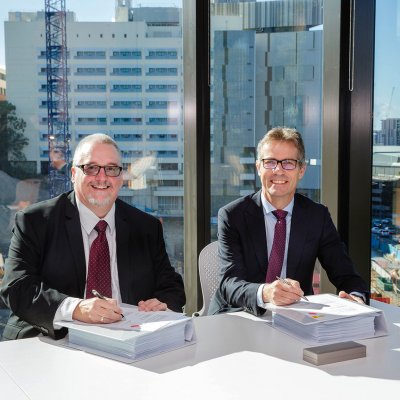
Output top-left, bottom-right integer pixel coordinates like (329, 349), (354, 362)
(4, 1), (184, 218)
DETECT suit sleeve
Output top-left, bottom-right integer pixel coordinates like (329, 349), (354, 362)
(152, 219), (186, 312)
(0, 211), (68, 339)
(217, 207), (265, 316)
(317, 207), (369, 296)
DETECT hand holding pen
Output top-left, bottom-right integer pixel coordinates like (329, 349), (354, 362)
(92, 289), (125, 320)
(275, 277), (309, 302)
(72, 291), (125, 324)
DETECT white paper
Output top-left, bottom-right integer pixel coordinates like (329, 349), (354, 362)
(265, 294), (388, 345)
(55, 304), (195, 361)
(266, 293), (381, 324)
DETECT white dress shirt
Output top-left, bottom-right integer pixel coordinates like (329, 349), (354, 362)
(53, 198), (122, 326)
(256, 196), (294, 308)
(256, 195), (365, 306)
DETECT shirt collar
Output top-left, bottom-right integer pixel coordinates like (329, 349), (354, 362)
(75, 196), (116, 235)
(260, 193), (294, 216)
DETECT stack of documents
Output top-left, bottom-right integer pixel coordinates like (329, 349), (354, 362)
(266, 294), (387, 345)
(57, 305), (195, 362)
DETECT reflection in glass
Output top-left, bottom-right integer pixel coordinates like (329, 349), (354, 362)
(210, 0), (323, 291)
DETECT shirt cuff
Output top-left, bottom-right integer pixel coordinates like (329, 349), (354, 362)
(349, 291), (366, 303)
(53, 297), (82, 329)
(257, 284), (269, 308)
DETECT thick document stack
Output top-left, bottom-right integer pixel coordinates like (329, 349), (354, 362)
(57, 305), (195, 363)
(303, 341), (366, 365)
(266, 294), (388, 345)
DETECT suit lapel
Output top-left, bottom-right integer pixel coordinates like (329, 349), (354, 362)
(245, 191), (268, 272)
(65, 192), (87, 295)
(287, 194), (308, 278)
(115, 201), (131, 303)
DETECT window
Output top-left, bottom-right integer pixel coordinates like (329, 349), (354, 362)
(76, 84), (106, 92)
(147, 84), (178, 92)
(146, 50), (178, 59)
(112, 117), (142, 125)
(111, 67), (141, 75)
(75, 50), (106, 58)
(76, 100), (107, 108)
(112, 100), (142, 108)
(158, 163), (178, 171)
(210, 0), (324, 286)
(370, 0), (400, 306)
(111, 84), (141, 92)
(75, 67), (106, 75)
(111, 50), (141, 58)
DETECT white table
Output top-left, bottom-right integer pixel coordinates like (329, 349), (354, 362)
(0, 300), (399, 399)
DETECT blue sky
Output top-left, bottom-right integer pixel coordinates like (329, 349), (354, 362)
(373, 0), (400, 130)
(0, 0), (169, 68)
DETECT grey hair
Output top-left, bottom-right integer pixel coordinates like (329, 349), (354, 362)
(72, 133), (121, 166)
(256, 127), (305, 164)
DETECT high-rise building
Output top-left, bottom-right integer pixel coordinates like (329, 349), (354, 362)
(4, 2), (184, 218)
(381, 118), (400, 145)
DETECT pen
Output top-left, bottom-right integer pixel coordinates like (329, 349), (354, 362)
(91, 289), (125, 319)
(276, 277), (309, 301)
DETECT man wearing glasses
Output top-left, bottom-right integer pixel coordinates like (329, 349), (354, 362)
(0, 133), (185, 339)
(209, 127), (368, 316)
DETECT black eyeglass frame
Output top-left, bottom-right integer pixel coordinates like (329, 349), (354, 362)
(260, 158), (302, 170)
(76, 164), (123, 177)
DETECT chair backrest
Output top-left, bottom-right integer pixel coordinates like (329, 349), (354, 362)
(194, 241), (220, 316)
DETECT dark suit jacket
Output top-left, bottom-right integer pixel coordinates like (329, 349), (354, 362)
(0, 191), (185, 340)
(208, 191), (368, 316)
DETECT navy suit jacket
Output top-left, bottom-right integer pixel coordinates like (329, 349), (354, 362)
(208, 191), (368, 316)
(0, 191), (185, 339)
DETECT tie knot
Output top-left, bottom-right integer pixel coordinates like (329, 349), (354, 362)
(95, 220), (108, 233)
(272, 210), (287, 221)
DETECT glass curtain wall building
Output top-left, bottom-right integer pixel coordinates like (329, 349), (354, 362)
(211, 0), (323, 221)
(210, 0), (323, 290)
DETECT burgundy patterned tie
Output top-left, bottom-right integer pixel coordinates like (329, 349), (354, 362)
(86, 220), (112, 298)
(266, 210), (288, 283)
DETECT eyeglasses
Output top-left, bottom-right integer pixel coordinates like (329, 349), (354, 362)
(76, 164), (123, 177)
(261, 159), (300, 170)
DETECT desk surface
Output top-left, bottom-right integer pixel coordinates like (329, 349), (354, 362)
(0, 300), (399, 400)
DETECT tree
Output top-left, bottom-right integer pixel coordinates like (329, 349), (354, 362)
(0, 101), (28, 174)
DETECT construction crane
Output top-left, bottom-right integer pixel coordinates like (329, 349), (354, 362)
(45, 0), (71, 197)
(386, 86), (395, 119)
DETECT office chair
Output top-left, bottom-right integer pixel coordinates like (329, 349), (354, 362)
(193, 241), (220, 317)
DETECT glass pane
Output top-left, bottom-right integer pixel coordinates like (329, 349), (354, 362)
(371, 0), (400, 306)
(0, 0), (184, 338)
(210, 0), (323, 290)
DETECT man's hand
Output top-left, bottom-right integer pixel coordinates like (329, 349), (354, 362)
(72, 297), (123, 323)
(262, 278), (305, 305)
(338, 291), (365, 304)
(138, 298), (167, 312)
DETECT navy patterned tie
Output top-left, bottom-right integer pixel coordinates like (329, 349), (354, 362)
(266, 210), (288, 283)
(86, 220), (112, 298)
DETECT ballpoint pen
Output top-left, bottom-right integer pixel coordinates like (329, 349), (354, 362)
(276, 277), (309, 301)
(92, 289), (125, 319)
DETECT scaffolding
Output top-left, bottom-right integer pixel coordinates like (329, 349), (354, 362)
(45, 0), (71, 197)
